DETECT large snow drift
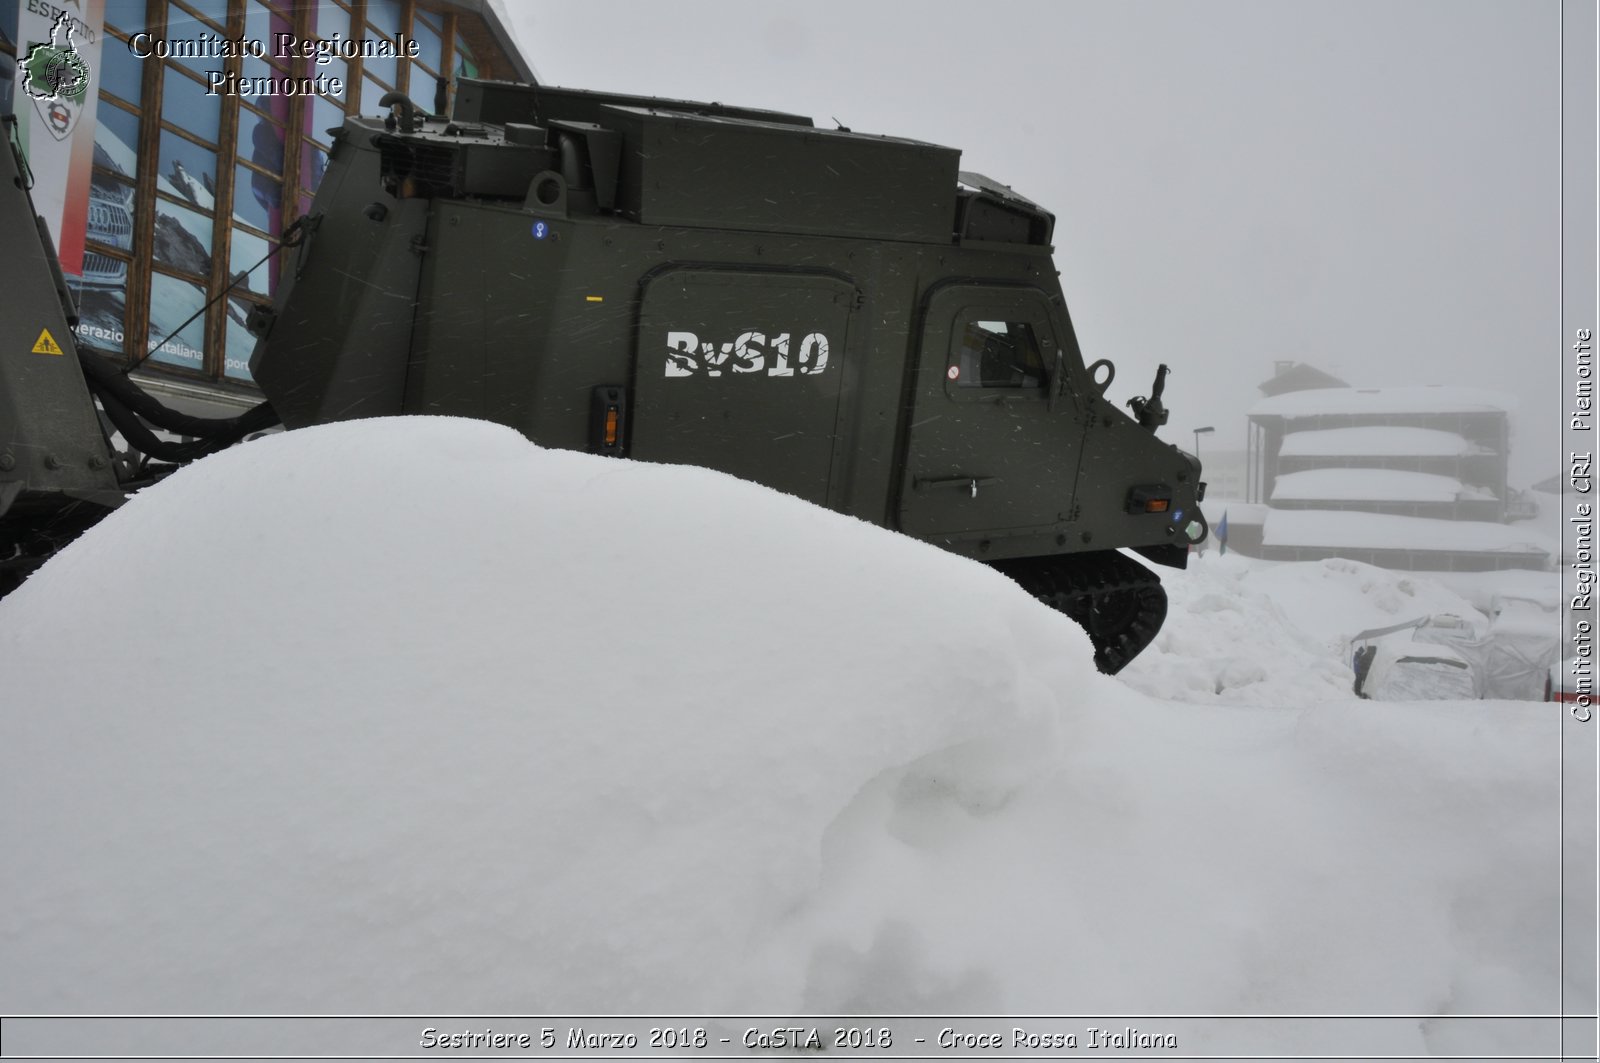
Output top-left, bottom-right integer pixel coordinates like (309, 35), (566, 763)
(0, 419), (1572, 1042)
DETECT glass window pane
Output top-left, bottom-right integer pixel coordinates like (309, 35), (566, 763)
(94, 104), (140, 178)
(412, 17), (443, 70)
(245, 1), (293, 52)
(70, 265), (130, 357)
(87, 172), (136, 253)
(75, 171), (133, 356)
(162, 66), (219, 143)
(158, 14), (220, 80)
(367, 0), (402, 38)
(244, 0), (268, 42)
(237, 107), (286, 175)
(104, 1), (153, 35)
(171, 0), (229, 30)
(100, 34), (143, 102)
(315, 55), (349, 98)
(157, 131), (217, 209)
(358, 75), (388, 115)
(153, 196), (215, 276)
(411, 63), (445, 112)
(229, 227), (279, 298)
(224, 297), (259, 381)
(301, 141), (329, 193)
(1, 1), (19, 47)
(309, 93), (345, 141)
(146, 271), (208, 371)
(362, 45), (397, 89)
(953, 320), (1045, 389)
(235, 163), (282, 232)
(308, 1), (351, 42)
(454, 48), (478, 81)
(241, 51), (268, 85)
(237, 61), (298, 118)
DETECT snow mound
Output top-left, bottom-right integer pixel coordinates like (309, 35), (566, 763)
(1120, 554), (1497, 707)
(1249, 556), (1489, 647)
(1115, 552), (1357, 705)
(0, 419), (1571, 1038)
(0, 418), (1088, 1013)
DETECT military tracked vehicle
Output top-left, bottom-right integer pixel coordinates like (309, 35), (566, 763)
(1, 79), (1206, 673)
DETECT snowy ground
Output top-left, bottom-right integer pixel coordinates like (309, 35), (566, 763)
(0, 419), (1590, 1056)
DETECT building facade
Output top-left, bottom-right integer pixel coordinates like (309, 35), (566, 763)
(2, 0), (529, 406)
(1243, 383), (1546, 571)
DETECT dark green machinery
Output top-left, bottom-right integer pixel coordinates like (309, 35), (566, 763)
(0, 116), (275, 597)
(0, 117), (122, 594)
(2, 80), (1206, 672)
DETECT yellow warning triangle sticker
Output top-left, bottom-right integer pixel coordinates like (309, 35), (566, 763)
(31, 328), (64, 356)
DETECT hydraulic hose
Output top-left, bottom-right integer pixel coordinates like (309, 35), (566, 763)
(79, 350), (279, 466)
(91, 387), (242, 464)
(79, 350), (279, 442)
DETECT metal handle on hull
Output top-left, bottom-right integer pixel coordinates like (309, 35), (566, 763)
(914, 475), (998, 499)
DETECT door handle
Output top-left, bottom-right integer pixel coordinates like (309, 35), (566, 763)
(914, 475), (998, 499)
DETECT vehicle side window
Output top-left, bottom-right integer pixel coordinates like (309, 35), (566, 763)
(952, 319), (1045, 388)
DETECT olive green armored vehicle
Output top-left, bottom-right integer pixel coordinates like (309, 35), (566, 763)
(1, 80), (1206, 673)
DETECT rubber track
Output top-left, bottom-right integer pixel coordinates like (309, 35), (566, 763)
(993, 551), (1168, 675)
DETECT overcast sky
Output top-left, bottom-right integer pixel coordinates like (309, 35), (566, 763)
(507, 1), (1562, 485)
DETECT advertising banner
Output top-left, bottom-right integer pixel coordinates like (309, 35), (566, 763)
(11, 0), (106, 277)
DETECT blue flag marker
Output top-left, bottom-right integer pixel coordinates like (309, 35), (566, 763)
(1217, 510), (1229, 556)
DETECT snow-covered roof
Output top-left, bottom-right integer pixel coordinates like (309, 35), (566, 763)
(1262, 509), (1551, 554)
(1279, 426), (1488, 458)
(1250, 387), (1512, 418)
(1271, 469), (1497, 504)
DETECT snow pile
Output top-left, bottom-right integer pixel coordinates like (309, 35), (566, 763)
(1118, 553), (1500, 705)
(1114, 552), (1357, 705)
(1, 418), (1085, 1013)
(1421, 568), (1562, 619)
(1120, 552), (1567, 702)
(0, 419), (1571, 1041)
(1247, 556), (1488, 649)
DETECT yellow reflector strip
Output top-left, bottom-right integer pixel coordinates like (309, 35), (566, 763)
(585, 295), (604, 303)
(1146, 499), (1170, 513)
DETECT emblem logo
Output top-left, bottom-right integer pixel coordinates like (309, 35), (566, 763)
(21, 12), (92, 142)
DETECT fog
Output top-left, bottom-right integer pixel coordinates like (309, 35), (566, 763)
(507, 0), (1561, 486)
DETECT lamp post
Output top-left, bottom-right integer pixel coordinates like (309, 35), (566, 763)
(1192, 426), (1215, 464)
